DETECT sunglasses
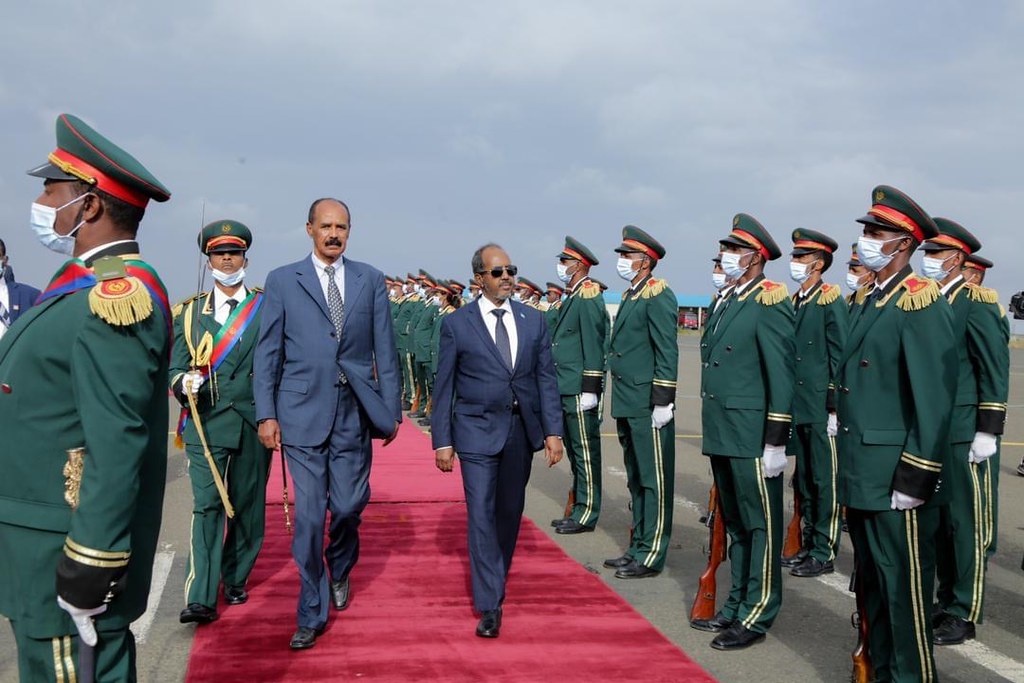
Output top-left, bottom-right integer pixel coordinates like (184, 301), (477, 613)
(477, 265), (518, 278)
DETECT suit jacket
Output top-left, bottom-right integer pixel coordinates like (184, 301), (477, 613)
(253, 255), (402, 446)
(431, 299), (562, 455)
(550, 278), (607, 397)
(791, 282), (848, 425)
(836, 267), (956, 511)
(3, 280), (41, 325)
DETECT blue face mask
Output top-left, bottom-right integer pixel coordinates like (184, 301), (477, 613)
(29, 194), (90, 255)
(211, 266), (246, 287)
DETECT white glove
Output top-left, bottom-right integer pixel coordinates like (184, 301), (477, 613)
(890, 490), (925, 511)
(826, 413), (838, 437)
(182, 371), (206, 395)
(761, 444), (787, 478)
(57, 596), (106, 647)
(579, 392), (599, 411)
(651, 403), (674, 429)
(969, 432), (998, 464)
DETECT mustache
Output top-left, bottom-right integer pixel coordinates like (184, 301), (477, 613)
(325, 238), (343, 247)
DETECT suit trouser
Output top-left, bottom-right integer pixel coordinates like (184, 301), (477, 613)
(936, 444), (992, 623)
(562, 394), (602, 527)
(284, 383), (372, 630)
(184, 429), (272, 608)
(458, 415), (533, 613)
(8, 620), (135, 683)
(711, 456), (783, 633)
(788, 422), (842, 562)
(616, 416), (674, 571)
(847, 506), (939, 683)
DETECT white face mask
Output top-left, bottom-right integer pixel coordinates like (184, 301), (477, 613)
(720, 251), (748, 279)
(211, 266), (245, 287)
(712, 272), (728, 290)
(30, 194), (90, 256)
(616, 256), (637, 281)
(921, 255), (952, 280)
(789, 261), (810, 284)
(846, 272), (865, 291)
(556, 262), (574, 284)
(856, 235), (903, 272)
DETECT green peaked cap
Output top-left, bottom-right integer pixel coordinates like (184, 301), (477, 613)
(856, 185), (938, 241)
(199, 220), (252, 254)
(922, 217), (982, 254)
(721, 213), (782, 260)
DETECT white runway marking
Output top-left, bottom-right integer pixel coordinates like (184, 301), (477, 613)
(131, 551), (174, 645)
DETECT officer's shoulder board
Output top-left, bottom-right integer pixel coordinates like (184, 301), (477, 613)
(965, 283), (999, 305)
(171, 291), (209, 319)
(88, 256), (154, 326)
(895, 276), (939, 312)
(816, 283), (841, 306)
(576, 280), (601, 299)
(639, 277), (668, 299)
(755, 279), (789, 306)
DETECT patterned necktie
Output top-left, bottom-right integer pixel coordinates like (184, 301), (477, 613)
(492, 309), (513, 370)
(0, 299), (9, 328)
(324, 264), (345, 336)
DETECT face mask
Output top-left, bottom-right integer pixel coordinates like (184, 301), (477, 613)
(211, 266), (245, 287)
(712, 272), (728, 290)
(921, 255), (952, 280)
(720, 252), (748, 279)
(846, 272), (865, 291)
(616, 257), (637, 281)
(429, 295), (441, 306)
(30, 194), (90, 255)
(856, 236), (903, 272)
(556, 262), (573, 284)
(789, 261), (810, 284)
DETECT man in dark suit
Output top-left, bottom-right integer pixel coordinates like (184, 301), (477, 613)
(0, 239), (40, 342)
(254, 198), (402, 650)
(432, 243), (563, 639)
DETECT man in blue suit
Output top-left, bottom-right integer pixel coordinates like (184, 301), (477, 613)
(432, 243), (563, 638)
(0, 239), (40, 342)
(254, 198), (401, 650)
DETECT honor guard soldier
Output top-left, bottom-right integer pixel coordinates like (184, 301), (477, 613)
(783, 229), (848, 577)
(845, 242), (875, 310)
(549, 237), (608, 534)
(517, 277), (544, 308)
(919, 220), (1009, 646)
(170, 221), (272, 625)
(394, 274), (422, 410)
(411, 271), (440, 420)
(544, 282), (565, 329)
(705, 255), (735, 332)
(0, 113), (172, 682)
(838, 185), (957, 682)
(696, 214), (794, 650)
(604, 226), (678, 579)
(962, 254), (992, 287)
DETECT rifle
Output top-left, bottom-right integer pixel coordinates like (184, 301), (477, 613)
(563, 489), (575, 519)
(850, 569), (873, 683)
(782, 476), (803, 560)
(690, 484), (726, 622)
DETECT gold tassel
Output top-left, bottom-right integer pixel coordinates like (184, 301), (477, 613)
(174, 433), (184, 449)
(756, 280), (789, 306)
(966, 284), (999, 305)
(172, 302), (184, 318)
(640, 278), (667, 299)
(578, 280), (601, 299)
(896, 277), (939, 311)
(816, 283), (841, 306)
(87, 276), (153, 326)
(854, 287), (869, 306)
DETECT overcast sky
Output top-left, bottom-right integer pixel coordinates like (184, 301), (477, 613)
(2, 1), (1022, 327)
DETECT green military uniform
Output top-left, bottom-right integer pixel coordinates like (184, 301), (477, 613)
(411, 271), (439, 415)
(0, 114), (172, 682)
(922, 221), (1009, 640)
(169, 221), (272, 618)
(786, 229), (849, 569)
(393, 274), (422, 407)
(544, 282), (564, 331)
(550, 238), (607, 530)
(430, 284), (456, 379)
(701, 215), (794, 636)
(607, 227), (678, 572)
(838, 186), (956, 683)
(845, 242), (872, 312)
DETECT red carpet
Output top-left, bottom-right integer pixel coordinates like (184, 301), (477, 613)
(186, 428), (715, 682)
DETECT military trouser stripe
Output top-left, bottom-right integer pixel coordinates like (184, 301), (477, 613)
(52, 635), (77, 683)
(825, 434), (841, 561)
(905, 510), (934, 682)
(575, 396), (596, 526)
(642, 425), (666, 568)
(982, 461), (994, 554)
(63, 636), (76, 683)
(743, 458), (773, 629)
(968, 463), (985, 623)
(183, 456), (197, 603)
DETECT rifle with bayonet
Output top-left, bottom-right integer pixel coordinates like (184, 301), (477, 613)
(690, 484), (726, 623)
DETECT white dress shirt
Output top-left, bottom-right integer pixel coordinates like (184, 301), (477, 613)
(311, 253), (345, 304)
(940, 274), (963, 297)
(0, 277), (9, 340)
(213, 286), (249, 325)
(477, 296), (519, 367)
(77, 239), (135, 264)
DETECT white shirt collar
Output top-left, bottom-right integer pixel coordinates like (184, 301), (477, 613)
(77, 239), (135, 264)
(478, 295), (512, 316)
(311, 252), (343, 274)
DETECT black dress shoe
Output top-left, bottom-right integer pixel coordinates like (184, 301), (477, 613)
(179, 603), (218, 624)
(401, 401), (412, 411)
(409, 409), (426, 418)
(780, 549), (809, 568)
(417, 418), (431, 426)
(603, 554), (633, 569)
(476, 609), (502, 638)
(555, 520), (595, 535)
(551, 517), (571, 528)
(614, 560), (660, 579)
(931, 602), (949, 628)
(289, 626), (322, 650)
(690, 612), (733, 633)
(790, 557), (834, 578)
(1017, 459), (1024, 477)
(933, 615), (975, 645)
(224, 586), (248, 605)
(330, 576), (350, 611)
(710, 623), (766, 651)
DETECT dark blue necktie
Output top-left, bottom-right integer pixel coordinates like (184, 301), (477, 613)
(492, 309), (513, 370)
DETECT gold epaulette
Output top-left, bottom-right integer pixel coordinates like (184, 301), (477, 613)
(172, 292), (209, 319)
(251, 286), (263, 294)
(577, 280), (601, 299)
(87, 256), (153, 326)
(816, 283), (841, 306)
(854, 287), (869, 306)
(756, 280), (789, 306)
(895, 276), (939, 312)
(966, 283), (999, 305)
(639, 278), (668, 299)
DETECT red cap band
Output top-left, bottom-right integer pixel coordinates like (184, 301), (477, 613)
(868, 205), (924, 242)
(621, 239), (659, 260)
(561, 247), (592, 267)
(731, 229), (770, 260)
(49, 149), (149, 208)
(793, 239), (833, 253)
(925, 235), (972, 255)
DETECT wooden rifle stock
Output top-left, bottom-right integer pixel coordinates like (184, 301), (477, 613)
(690, 484), (726, 622)
(850, 569), (873, 683)
(782, 477), (803, 559)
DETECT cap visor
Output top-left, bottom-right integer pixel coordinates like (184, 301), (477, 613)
(206, 245), (247, 254)
(855, 213), (905, 233)
(718, 235), (753, 249)
(26, 161), (78, 181)
(790, 247), (819, 256)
